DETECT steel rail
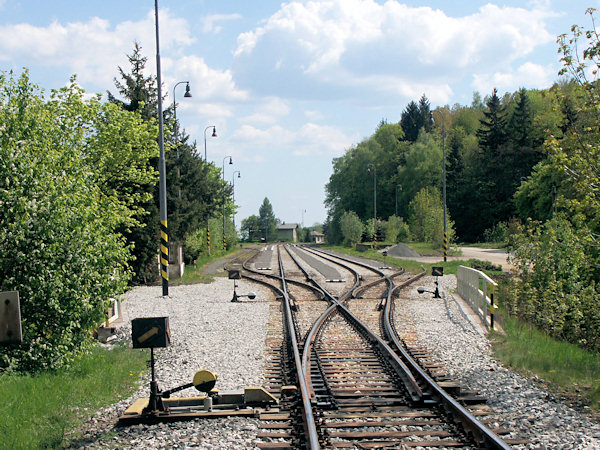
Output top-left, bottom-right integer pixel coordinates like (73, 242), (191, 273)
(384, 276), (512, 449)
(303, 246), (511, 448)
(240, 248), (325, 300)
(275, 246), (320, 450)
(291, 245), (423, 403)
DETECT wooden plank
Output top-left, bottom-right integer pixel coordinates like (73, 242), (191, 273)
(329, 430), (451, 439)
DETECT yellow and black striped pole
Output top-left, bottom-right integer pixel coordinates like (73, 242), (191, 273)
(160, 220), (169, 294)
(155, 0), (168, 296)
(207, 223), (211, 256)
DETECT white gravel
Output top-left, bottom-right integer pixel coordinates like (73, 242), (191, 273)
(399, 274), (600, 449)
(72, 268), (600, 449)
(71, 278), (272, 449)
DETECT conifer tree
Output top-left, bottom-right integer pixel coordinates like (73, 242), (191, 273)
(400, 101), (422, 142)
(108, 42), (160, 283)
(476, 88), (507, 151)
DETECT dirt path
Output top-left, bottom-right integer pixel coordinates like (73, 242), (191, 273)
(386, 245), (514, 271)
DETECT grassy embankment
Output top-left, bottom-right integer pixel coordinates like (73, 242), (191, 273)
(0, 345), (148, 448)
(492, 315), (600, 410)
(325, 242), (600, 410)
(175, 244), (258, 285)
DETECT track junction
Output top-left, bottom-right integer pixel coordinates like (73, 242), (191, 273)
(226, 244), (526, 449)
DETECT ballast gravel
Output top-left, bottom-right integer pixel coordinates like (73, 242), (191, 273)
(70, 278), (272, 449)
(400, 274), (600, 449)
(71, 267), (600, 448)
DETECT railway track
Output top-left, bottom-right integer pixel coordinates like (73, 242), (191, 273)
(229, 245), (521, 449)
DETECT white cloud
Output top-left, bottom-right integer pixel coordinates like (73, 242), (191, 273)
(171, 55), (248, 102)
(0, 9), (193, 89)
(201, 13), (242, 34)
(472, 62), (556, 94)
(240, 97), (290, 124)
(304, 109), (324, 121)
(233, 0), (556, 103)
(231, 122), (357, 158)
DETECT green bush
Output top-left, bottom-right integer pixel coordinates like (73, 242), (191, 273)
(340, 211), (364, 247)
(507, 217), (600, 352)
(0, 72), (136, 371)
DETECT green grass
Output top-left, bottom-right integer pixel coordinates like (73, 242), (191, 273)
(0, 344), (148, 449)
(324, 245), (467, 276)
(176, 245), (257, 285)
(492, 316), (600, 409)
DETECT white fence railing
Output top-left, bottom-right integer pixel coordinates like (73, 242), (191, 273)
(456, 265), (498, 331)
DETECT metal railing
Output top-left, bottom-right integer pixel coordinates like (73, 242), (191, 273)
(457, 265), (498, 331)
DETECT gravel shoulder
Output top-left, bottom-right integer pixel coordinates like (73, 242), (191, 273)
(400, 275), (600, 448)
(71, 279), (273, 449)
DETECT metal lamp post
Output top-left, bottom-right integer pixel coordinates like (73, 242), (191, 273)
(367, 164), (377, 245)
(222, 156), (233, 251)
(232, 170), (240, 231)
(203, 125), (217, 256)
(442, 116), (447, 262)
(172, 81), (191, 202)
(204, 125), (217, 162)
(154, 0), (169, 296)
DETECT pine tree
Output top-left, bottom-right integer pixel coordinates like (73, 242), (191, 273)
(400, 101), (422, 142)
(418, 94), (433, 133)
(476, 88), (507, 151)
(259, 198), (278, 241)
(508, 88), (534, 148)
(108, 42), (161, 284)
(107, 42), (159, 121)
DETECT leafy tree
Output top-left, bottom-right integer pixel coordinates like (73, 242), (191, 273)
(258, 198), (278, 241)
(408, 187), (454, 245)
(381, 215), (410, 243)
(340, 211), (364, 246)
(396, 132), (442, 219)
(508, 217), (600, 351)
(241, 215), (261, 241)
(0, 72), (134, 371)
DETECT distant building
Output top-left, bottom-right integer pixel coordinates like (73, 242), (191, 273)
(310, 230), (325, 244)
(277, 223), (299, 242)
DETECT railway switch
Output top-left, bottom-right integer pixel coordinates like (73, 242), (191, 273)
(417, 266), (443, 298)
(120, 316), (277, 425)
(228, 267), (257, 302)
(132, 317), (170, 349)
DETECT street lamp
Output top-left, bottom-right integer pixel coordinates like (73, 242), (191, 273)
(395, 185), (402, 217)
(154, 0), (169, 296)
(223, 156), (233, 251)
(204, 125), (217, 161)
(203, 125), (217, 256)
(367, 163), (377, 245)
(232, 170), (240, 231)
(172, 81), (191, 201)
(441, 115), (447, 262)
(172, 81), (191, 123)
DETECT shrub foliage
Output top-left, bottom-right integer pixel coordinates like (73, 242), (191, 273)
(0, 71), (156, 371)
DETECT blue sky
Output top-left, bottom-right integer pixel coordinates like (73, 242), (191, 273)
(0, 0), (596, 227)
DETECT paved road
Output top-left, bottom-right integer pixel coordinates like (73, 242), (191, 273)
(386, 245), (513, 271)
